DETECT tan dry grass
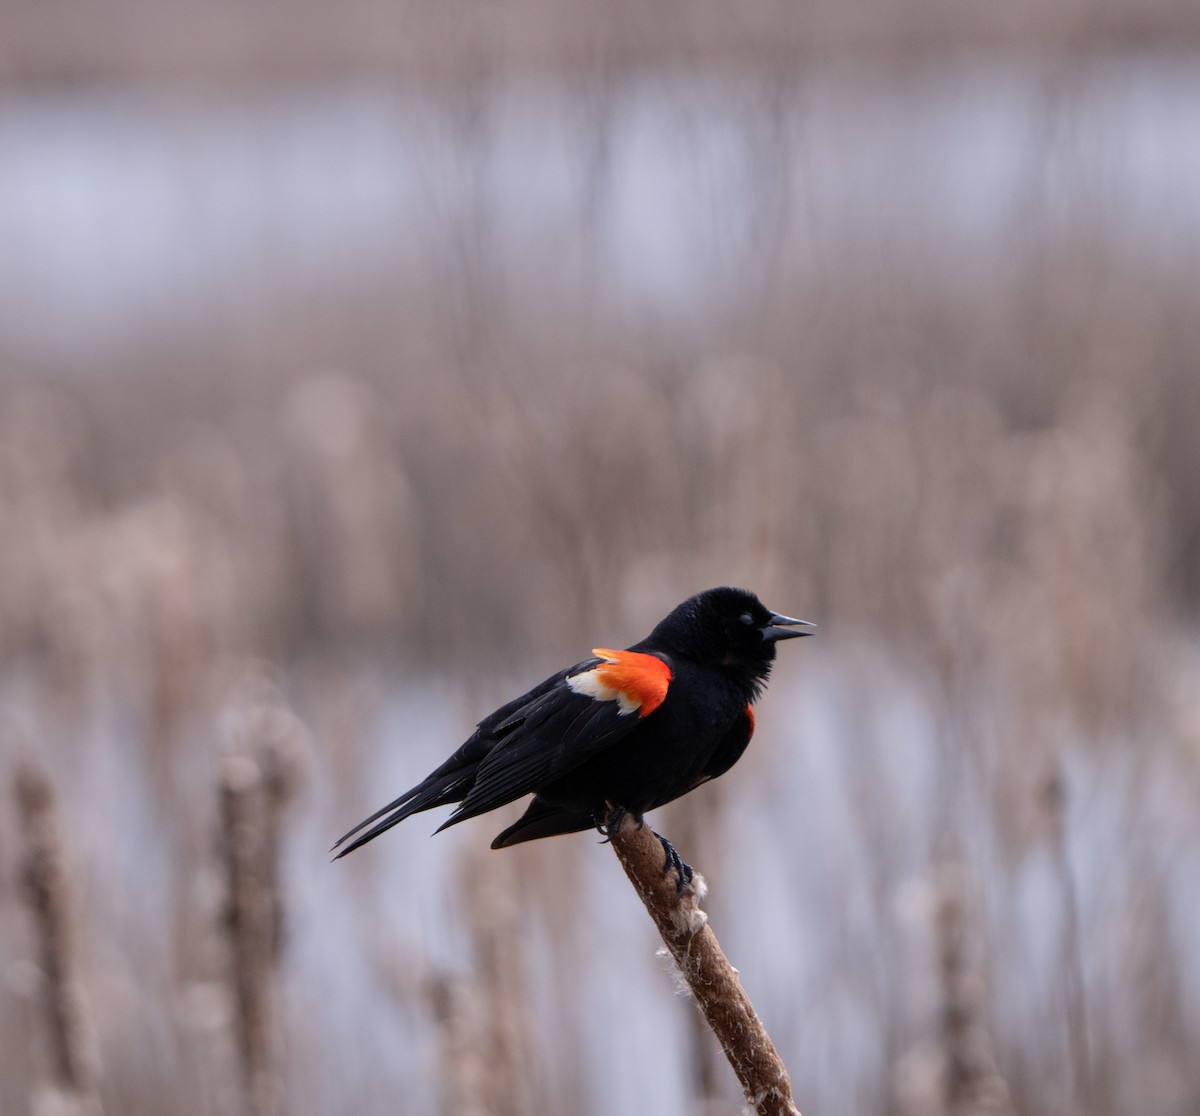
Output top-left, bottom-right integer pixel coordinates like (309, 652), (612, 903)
(3, 0), (1200, 85)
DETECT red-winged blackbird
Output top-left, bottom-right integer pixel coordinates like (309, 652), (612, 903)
(334, 587), (811, 887)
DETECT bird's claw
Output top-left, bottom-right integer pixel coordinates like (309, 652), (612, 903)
(596, 810), (691, 895)
(596, 805), (643, 844)
(653, 831), (694, 896)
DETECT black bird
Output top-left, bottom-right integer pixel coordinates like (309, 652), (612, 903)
(334, 587), (812, 887)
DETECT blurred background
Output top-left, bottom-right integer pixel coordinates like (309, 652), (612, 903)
(2, 3), (1199, 1115)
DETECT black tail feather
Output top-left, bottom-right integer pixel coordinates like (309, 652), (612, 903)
(332, 786), (424, 853)
(333, 803), (420, 860)
(332, 767), (478, 859)
(489, 796), (595, 849)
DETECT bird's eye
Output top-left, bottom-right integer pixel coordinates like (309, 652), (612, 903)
(739, 612), (754, 626)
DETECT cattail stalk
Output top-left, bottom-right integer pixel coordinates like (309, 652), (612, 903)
(460, 849), (534, 1116)
(606, 815), (801, 1116)
(220, 753), (281, 1116)
(14, 763), (103, 1116)
(934, 864), (1015, 1116)
(426, 973), (491, 1116)
(1040, 762), (1093, 1115)
(219, 701), (302, 1116)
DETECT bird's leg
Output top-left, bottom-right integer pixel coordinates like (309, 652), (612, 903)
(596, 808), (690, 891)
(596, 805), (624, 843)
(596, 804), (644, 844)
(652, 830), (694, 896)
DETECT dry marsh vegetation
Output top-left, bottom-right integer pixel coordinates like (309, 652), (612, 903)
(1, 51), (1200, 1116)
(3, 0), (1200, 83)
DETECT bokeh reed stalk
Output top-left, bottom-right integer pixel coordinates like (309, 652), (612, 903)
(1039, 763), (1093, 1115)
(219, 697), (305, 1116)
(13, 763), (103, 1116)
(934, 862), (1014, 1116)
(426, 971), (490, 1116)
(459, 850), (534, 1116)
(4, 0), (1200, 85)
(420, 848), (535, 1116)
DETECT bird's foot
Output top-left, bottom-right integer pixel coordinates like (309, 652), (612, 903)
(653, 831), (694, 896)
(596, 804), (644, 844)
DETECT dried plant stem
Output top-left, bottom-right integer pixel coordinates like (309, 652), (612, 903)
(607, 816), (801, 1116)
(461, 850), (534, 1116)
(1041, 762), (1093, 1115)
(220, 754), (281, 1116)
(934, 864), (1015, 1116)
(426, 972), (491, 1116)
(14, 764), (103, 1116)
(218, 692), (304, 1116)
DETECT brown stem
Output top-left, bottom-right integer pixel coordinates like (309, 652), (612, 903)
(14, 763), (104, 1116)
(220, 753), (281, 1116)
(606, 815), (802, 1116)
(218, 688), (305, 1116)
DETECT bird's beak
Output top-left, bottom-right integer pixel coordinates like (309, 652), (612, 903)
(761, 612), (816, 642)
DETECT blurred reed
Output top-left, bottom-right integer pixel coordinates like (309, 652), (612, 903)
(13, 763), (103, 1116)
(459, 849), (534, 1116)
(218, 692), (305, 1116)
(933, 862), (1014, 1116)
(4, 0), (1200, 85)
(426, 973), (490, 1116)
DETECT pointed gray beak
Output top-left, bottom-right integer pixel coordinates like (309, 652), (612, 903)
(761, 612), (816, 642)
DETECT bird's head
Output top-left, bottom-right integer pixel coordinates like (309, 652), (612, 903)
(645, 586), (813, 691)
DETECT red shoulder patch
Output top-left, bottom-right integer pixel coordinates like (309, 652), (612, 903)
(567, 649), (672, 717)
(745, 704), (755, 739)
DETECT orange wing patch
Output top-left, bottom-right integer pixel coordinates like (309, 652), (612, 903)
(567, 649), (672, 717)
(745, 704), (755, 738)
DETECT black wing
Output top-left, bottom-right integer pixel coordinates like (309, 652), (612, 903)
(331, 661), (594, 857)
(433, 661), (665, 831)
(493, 702), (756, 848)
(333, 653), (671, 856)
